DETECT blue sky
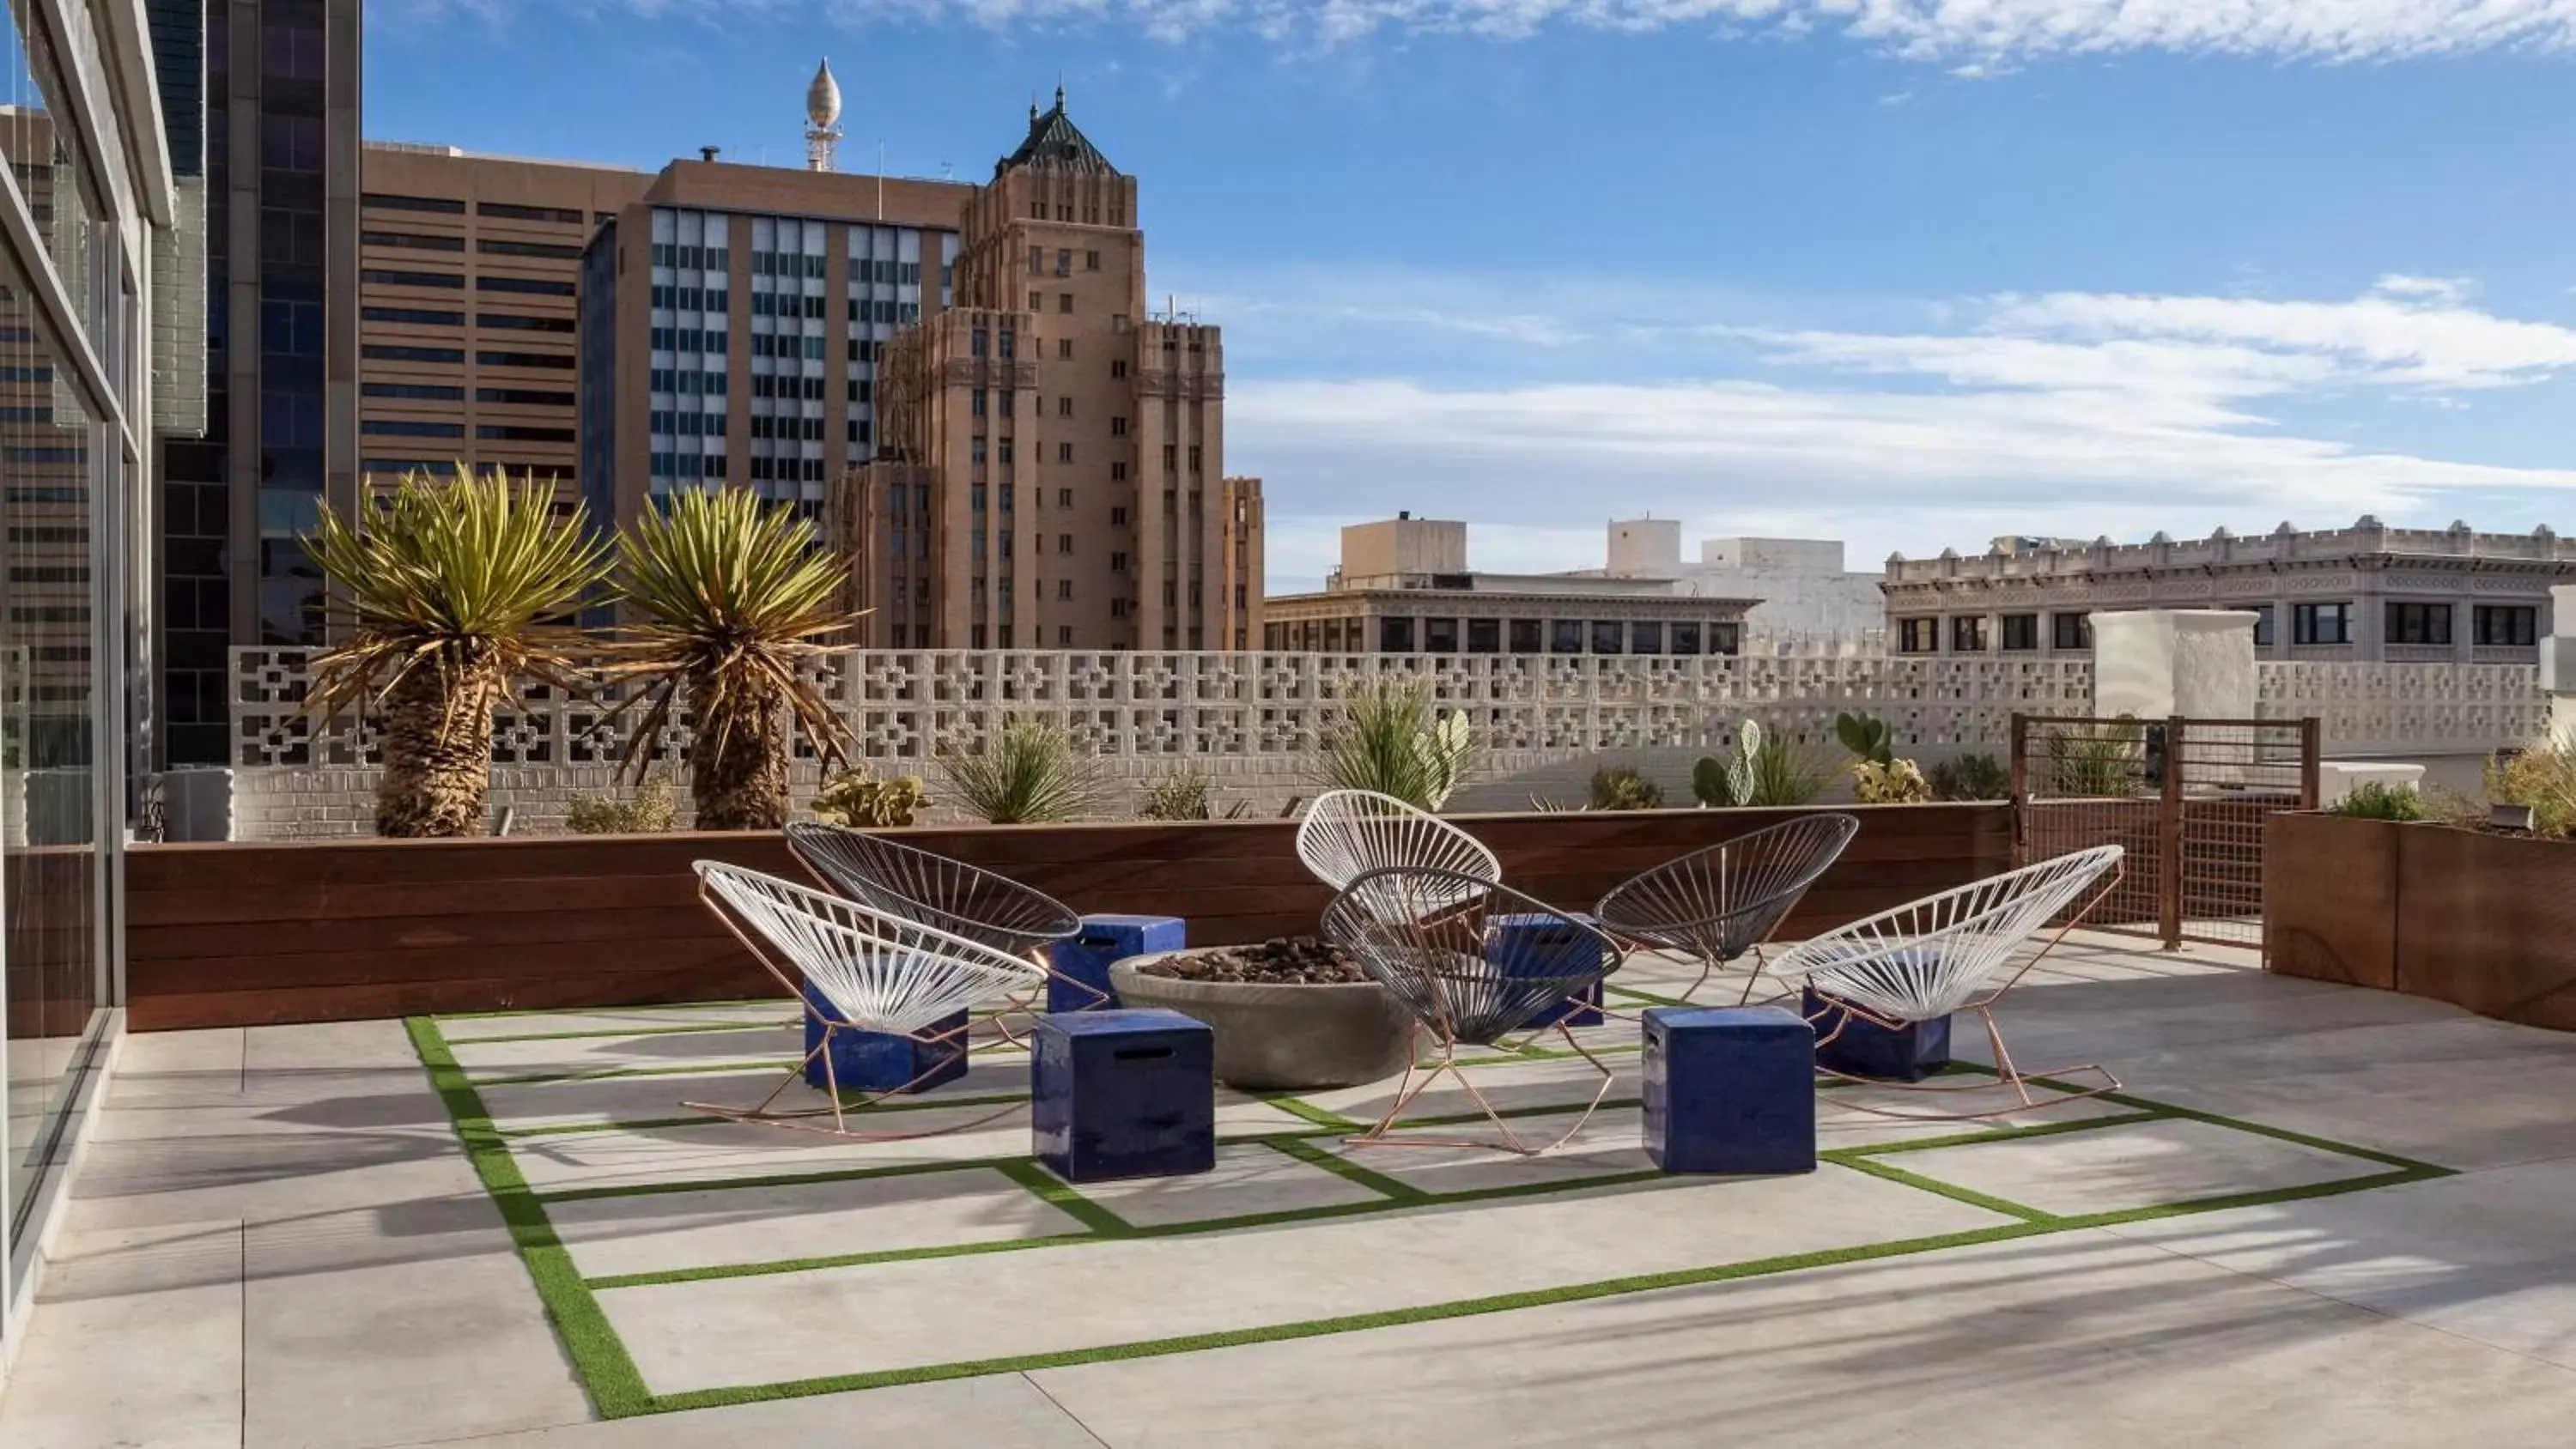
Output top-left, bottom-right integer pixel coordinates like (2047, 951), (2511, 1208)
(370, 3), (2576, 591)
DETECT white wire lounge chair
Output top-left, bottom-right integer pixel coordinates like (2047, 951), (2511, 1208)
(688, 860), (1048, 1140)
(1765, 844), (2126, 1120)
(1593, 813), (1861, 1004)
(1322, 866), (1627, 1157)
(1295, 790), (1502, 921)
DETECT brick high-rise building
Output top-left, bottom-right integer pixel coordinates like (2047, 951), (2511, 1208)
(842, 90), (1263, 650)
(355, 143), (650, 508)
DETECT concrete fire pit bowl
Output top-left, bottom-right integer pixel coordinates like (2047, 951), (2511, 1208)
(1109, 943), (1413, 1092)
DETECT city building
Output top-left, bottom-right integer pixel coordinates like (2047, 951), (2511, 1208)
(575, 131), (975, 535)
(1880, 518), (2576, 661)
(355, 142), (649, 508)
(835, 92), (1263, 650)
(1264, 514), (1752, 655)
(2, 0), (186, 1357)
(155, 0), (362, 766)
(1590, 518), (1884, 640)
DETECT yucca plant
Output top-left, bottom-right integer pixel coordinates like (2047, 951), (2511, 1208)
(604, 488), (865, 830)
(1316, 679), (1479, 811)
(939, 718), (1107, 824)
(300, 465), (609, 837)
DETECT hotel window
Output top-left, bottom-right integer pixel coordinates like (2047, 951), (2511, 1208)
(1027, 246), (1043, 274)
(1467, 619), (1501, 654)
(1058, 397), (1072, 417)
(1109, 506), (1127, 525)
(2000, 614), (2039, 652)
(1897, 618), (1939, 654)
(1550, 619), (1583, 654)
(2476, 605), (2538, 647)
(1631, 621), (1663, 655)
(1109, 552), (1128, 573)
(2251, 605), (2275, 647)
(1085, 251), (1102, 270)
(972, 388), (987, 416)
(1059, 488), (1073, 506)
(1951, 615), (1989, 652)
(972, 328), (988, 357)
(1111, 360), (1127, 379)
(1510, 619), (1543, 654)
(1059, 293), (1074, 313)
(1379, 617), (1416, 652)
(971, 438), (987, 464)
(1425, 617), (1460, 653)
(1710, 623), (1743, 656)
(2385, 602), (2452, 646)
(2293, 603), (2353, 646)
(1056, 249), (1072, 276)
(1058, 533), (1072, 553)
(1058, 443), (1073, 463)
(1111, 462), (1127, 481)
(2051, 612), (2091, 650)
(1058, 338), (1073, 359)
(1059, 579), (1073, 600)
(1029, 289), (1042, 310)
(1590, 620), (1624, 654)
(1109, 416), (1127, 436)
(1672, 621), (1703, 655)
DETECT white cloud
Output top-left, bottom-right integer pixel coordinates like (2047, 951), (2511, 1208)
(796, 0), (2576, 63)
(1212, 276), (2576, 565)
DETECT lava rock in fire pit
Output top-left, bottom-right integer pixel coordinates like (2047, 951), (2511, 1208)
(1132, 937), (1364, 986)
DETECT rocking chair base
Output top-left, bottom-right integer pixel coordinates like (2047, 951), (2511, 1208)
(1342, 1027), (1618, 1159)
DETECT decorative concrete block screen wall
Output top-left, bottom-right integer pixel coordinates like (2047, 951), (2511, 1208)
(204, 646), (2545, 840)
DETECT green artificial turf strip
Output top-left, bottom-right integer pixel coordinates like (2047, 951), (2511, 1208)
(439, 1020), (792, 1046)
(404, 1017), (656, 1419)
(1832, 1109), (2171, 1160)
(1249, 1091), (1364, 1131)
(467, 1058), (804, 1088)
(434, 997), (783, 1022)
(631, 1217), (2072, 1414)
(416, 998), (2466, 1420)
(993, 1159), (1137, 1236)
(1264, 1135), (1427, 1203)
(494, 1088), (1033, 1140)
(1825, 1152), (2057, 1224)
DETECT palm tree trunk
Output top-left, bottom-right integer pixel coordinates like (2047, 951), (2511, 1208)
(690, 670), (788, 830)
(375, 660), (495, 837)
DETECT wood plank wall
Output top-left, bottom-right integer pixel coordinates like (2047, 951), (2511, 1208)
(125, 803), (2011, 1030)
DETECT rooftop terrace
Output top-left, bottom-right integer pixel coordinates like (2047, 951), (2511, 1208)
(11, 930), (2576, 1447)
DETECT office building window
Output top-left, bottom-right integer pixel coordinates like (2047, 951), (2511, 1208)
(1631, 621), (1663, 655)
(1898, 618), (1939, 654)
(1672, 621), (1703, 655)
(1425, 617), (1459, 653)
(1509, 619), (1543, 654)
(1711, 623), (1743, 657)
(1467, 618), (1501, 654)
(2001, 614), (2039, 652)
(363, 268), (463, 289)
(2251, 605), (2275, 647)
(2476, 605), (2538, 647)
(1951, 615), (1989, 652)
(2293, 602), (2353, 646)
(2051, 612), (2091, 650)
(1550, 619), (1583, 654)
(2385, 602), (2452, 646)
(1378, 616), (1416, 652)
(1590, 620), (1624, 654)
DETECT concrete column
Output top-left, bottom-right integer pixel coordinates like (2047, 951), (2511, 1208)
(2539, 585), (2576, 739)
(2092, 609), (2258, 718)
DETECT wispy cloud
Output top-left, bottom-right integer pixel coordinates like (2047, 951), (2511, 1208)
(398, 0), (2576, 64)
(1210, 274), (2576, 566)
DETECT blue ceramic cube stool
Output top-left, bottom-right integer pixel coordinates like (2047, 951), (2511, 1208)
(1031, 1009), (1215, 1184)
(1486, 912), (1607, 1028)
(1049, 914), (1188, 1014)
(1804, 984), (1952, 1083)
(800, 981), (968, 1094)
(1641, 1004), (1815, 1175)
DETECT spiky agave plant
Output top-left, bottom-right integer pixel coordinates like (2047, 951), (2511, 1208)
(300, 465), (610, 837)
(605, 487), (865, 830)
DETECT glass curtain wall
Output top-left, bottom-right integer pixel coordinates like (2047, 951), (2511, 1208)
(0, 0), (127, 1272)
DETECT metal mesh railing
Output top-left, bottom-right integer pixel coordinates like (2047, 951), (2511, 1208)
(2011, 716), (2319, 949)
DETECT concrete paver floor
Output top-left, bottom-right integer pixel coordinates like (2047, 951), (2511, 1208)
(9, 931), (2576, 1447)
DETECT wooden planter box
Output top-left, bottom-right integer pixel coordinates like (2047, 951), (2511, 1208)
(126, 803), (2011, 1031)
(2266, 811), (2576, 1030)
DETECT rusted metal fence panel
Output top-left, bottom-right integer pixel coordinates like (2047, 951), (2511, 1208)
(2012, 715), (2319, 949)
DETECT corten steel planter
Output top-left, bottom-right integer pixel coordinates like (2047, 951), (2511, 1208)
(1109, 952), (1414, 1091)
(2266, 811), (2576, 1032)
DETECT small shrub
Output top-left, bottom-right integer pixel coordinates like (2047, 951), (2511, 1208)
(1140, 767), (1214, 821)
(1849, 758), (1932, 804)
(938, 718), (1108, 825)
(2328, 781), (2427, 822)
(1315, 680), (1479, 811)
(2486, 732), (2576, 838)
(2044, 718), (2142, 797)
(565, 778), (677, 834)
(811, 767), (927, 828)
(1589, 766), (1663, 811)
(1929, 752), (2010, 802)
(1692, 719), (1828, 807)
